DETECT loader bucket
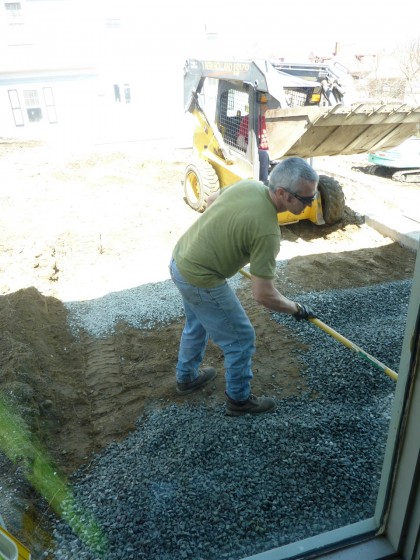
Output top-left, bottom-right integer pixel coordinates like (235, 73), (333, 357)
(266, 103), (420, 160)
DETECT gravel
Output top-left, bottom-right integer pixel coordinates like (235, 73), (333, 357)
(51, 278), (411, 560)
(64, 275), (242, 337)
(65, 281), (184, 336)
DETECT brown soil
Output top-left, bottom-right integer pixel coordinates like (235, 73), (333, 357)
(0, 139), (417, 557)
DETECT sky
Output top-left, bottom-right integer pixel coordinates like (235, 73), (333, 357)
(91, 0), (420, 58)
(201, 0), (419, 59)
(4, 0), (418, 70)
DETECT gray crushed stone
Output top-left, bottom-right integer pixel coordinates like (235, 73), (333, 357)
(51, 279), (411, 560)
(64, 275), (242, 337)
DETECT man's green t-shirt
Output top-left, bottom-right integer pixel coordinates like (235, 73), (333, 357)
(173, 179), (281, 287)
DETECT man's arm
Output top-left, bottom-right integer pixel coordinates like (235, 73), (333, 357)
(251, 275), (298, 315)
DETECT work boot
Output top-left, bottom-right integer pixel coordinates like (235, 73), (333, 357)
(176, 367), (217, 395)
(225, 393), (276, 416)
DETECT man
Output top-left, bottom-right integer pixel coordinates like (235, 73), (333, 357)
(170, 157), (318, 416)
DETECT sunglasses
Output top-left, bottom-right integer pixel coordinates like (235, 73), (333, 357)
(282, 188), (317, 206)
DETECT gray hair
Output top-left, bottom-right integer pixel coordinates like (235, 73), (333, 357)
(268, 157), (319, 193)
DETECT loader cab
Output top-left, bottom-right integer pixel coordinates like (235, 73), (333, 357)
(196, 77), (267, 180)
(217, 86), (249, 149)
(215, 83), (278, 161)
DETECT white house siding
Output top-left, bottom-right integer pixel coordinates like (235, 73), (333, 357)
(0, 0), (203, 152)
(0, 69), (99, 149)
(0, 66), (190, 154)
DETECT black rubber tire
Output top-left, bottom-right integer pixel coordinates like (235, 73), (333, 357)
(184, 159), (220, 212)
(317, 175), (345, 225)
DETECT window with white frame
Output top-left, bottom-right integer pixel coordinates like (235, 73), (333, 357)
(113, 83), (131, 104)
(23, 89), (43, 122)
(113, 84), (121, 103)
(43, 87), (58, 124)
(8, 89), (24, 126)
(123, 84), (131, 103)
(4, 1), (23, 24)
(4, 2), (21, 14)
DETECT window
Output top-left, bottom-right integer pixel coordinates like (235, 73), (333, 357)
(23, 90), (42, 122)
(113, 84), (121, 103)
(4, 2), (21, 14)
(123, 84), (131, 104)
(113, 84), (131, 103)
(4, 2), (23, 24)
(218, 88), (248, 149)
(43, 87), (57, 124)
(8, 89), (24, 127)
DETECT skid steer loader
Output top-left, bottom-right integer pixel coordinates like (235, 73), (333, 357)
(183, 58), (420, 226)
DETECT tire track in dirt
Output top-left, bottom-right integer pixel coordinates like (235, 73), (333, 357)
(82, 335), (128, 440)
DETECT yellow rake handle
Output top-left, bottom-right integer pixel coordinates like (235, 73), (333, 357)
(239, 268), (252, 279)
(238, 268), (398, 382)
(309, 317), (398, 381)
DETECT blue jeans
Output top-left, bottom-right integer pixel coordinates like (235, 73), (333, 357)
(258, 149), (269, 182)
(169, 258), (255, 401)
